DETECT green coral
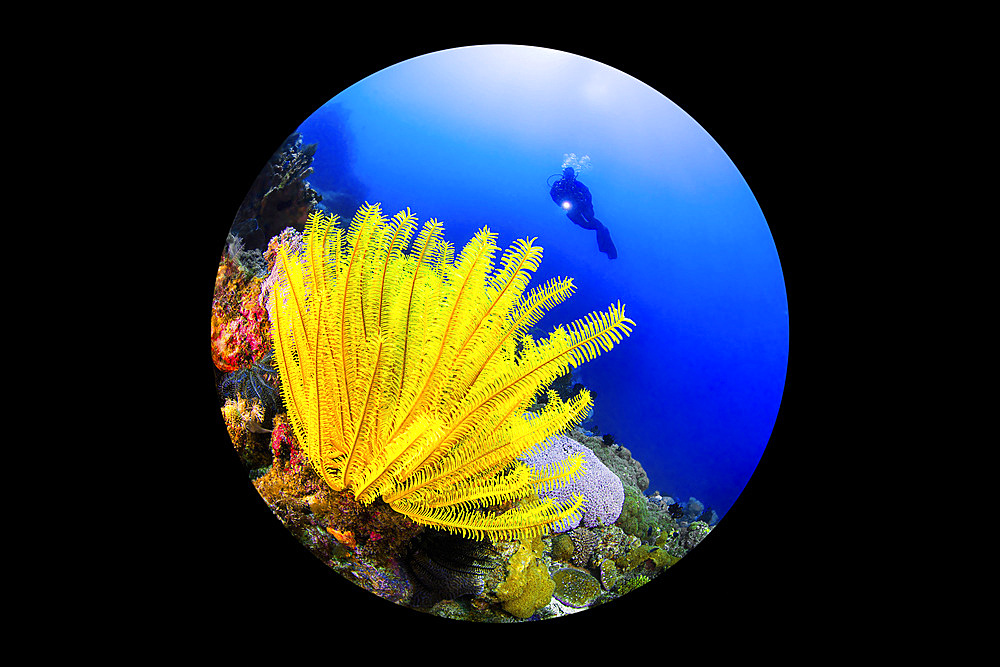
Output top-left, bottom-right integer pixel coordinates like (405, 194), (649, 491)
(653, 521), (713, 559)
(616, 486), (654, 538)
(684, 521), (712, 549)
(551, 533), (574, 562)
(495, 536), (554, 619)
(552, 567), (602, 608)
(598, 558), (621, 590)
(625, 544), (680, 571)
(617, 574), (651, 596)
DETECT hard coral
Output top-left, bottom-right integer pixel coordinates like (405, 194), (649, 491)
(598, 559), (621, 590)
(569, 427), (649, 492)
(520, 434), (625, 531)
(349, 552), (413, 605)
(231, 132), (322, 250)
(259, 227), (306, 320)
(551, 533), (574, 562)
(587, 523), (639, 570)
(253, 456), (322, 528)
(552, 567), (602, 608)
(212, 251), (271, 373)
(617, 573), (650, 596)
(269, 420), (304, 470)
(616, 486), (654, 538)
(565, 527), (599, 567)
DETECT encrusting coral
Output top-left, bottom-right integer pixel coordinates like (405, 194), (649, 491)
(520, 433), (625, 530)
(551, 567), (602, 608)
(212, 244), (271, 373)
(268, 203), (635, 542)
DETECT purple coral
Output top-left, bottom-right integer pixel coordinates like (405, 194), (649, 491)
(520, 434), (624, 531)
(259, 226), (306, 319)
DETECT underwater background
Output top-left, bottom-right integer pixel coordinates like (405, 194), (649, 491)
(275, 45), (788, 520)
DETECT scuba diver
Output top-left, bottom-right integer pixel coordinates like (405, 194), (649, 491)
(549, 166), (617, 259)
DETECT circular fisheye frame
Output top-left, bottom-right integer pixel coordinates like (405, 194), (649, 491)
(210, 45), (788, 622)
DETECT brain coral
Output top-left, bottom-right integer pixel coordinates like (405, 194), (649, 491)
(520, 434), (624, 531)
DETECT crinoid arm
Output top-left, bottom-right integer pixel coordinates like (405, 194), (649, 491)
(267, 204), (634, 541)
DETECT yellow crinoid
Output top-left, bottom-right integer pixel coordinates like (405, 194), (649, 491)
(268, 203), (634, 541)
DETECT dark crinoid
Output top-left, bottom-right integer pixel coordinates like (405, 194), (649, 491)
(405, 530), (502, 608)
(218, 348), (282, 416)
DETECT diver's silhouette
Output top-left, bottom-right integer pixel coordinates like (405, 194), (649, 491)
(549, 167), (617, 259)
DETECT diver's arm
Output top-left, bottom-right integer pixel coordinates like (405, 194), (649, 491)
(550, 180), (567, 204)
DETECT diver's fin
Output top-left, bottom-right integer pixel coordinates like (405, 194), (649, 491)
(595, 223), (617, 260)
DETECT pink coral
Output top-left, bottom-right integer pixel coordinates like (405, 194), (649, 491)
(211, 256), (271, 372)
(259, 227), (306, 320)
(270, 422), (304, 469)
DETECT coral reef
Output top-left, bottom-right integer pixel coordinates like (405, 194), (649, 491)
(220, 393), (269, 466)
(309, 490), (424, 567)
(292, 103), (368, 221)
(268, 204), (635, 541)
(653, 520), (713, 559)
(625, 544), (680, 572)
(258, 227), (306, 321)
(211, 197), (732, 621)
(520, 434), (625, 530)
(211, 245), (271, 373)
(224, 233), (269, 278)
(231, 132), (323, 250)
(617, 573), (651, 596)
(617, 486), (656, 538)
(495, 536), (554, 619)
(253, 456), (322, 531)
(565, 527), (599, 567)
(567, 427), (649, 492)
(597, 558), (621, 590)
(405, 531), (502, 607)
(218, 349), (282, 419)
(552, 567), (602, 608)
(269, 418), (304, 470)
(586, 524), (640, 569)
(550, 533), (574, 562)
(668, 496), (719, 526)
(348, 555), (413, 605)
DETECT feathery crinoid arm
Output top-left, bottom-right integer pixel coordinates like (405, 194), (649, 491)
(269, 211), (351, 490)
(380, 237), (568, 483)
(379, 225), (502, 468)
(366, 206), (419, 336)
(266, 202), (635, 542)
(404, 297), (634, 471)
(442, 236), (548, 400)
(380, 283), (631, 541)
(391, 492), (586, 542)
(387, 432), (590, 541)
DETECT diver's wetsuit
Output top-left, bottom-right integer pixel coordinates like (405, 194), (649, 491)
(549, 168), (617, 259)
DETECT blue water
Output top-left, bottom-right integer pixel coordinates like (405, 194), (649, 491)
(294, 45), (788, 518)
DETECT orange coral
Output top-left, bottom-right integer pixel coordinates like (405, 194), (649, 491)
(326, 528), (357, 549)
